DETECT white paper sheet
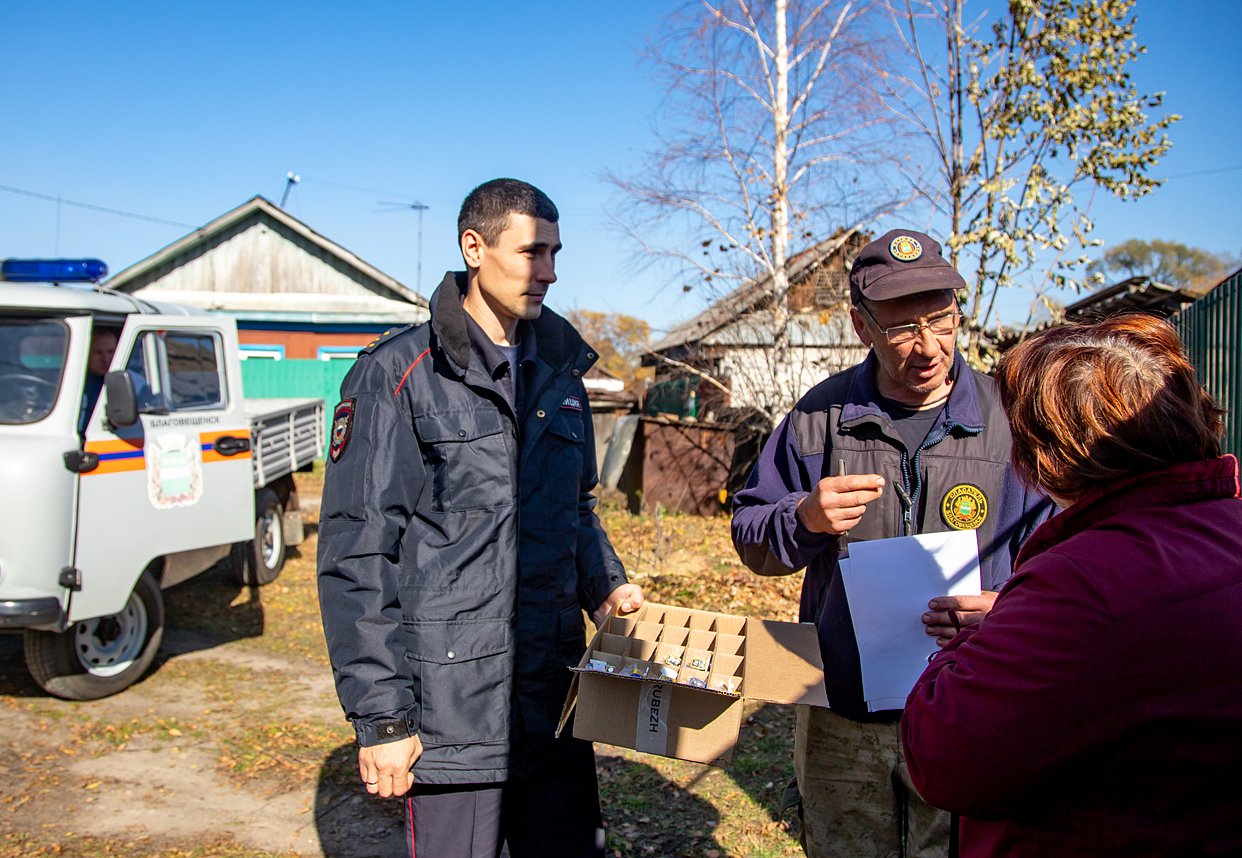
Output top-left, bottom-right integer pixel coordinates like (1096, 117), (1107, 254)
(839, 531), (981, 712)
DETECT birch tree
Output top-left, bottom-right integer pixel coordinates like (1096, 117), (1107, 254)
(609, 0), (899, 414)
(883, 0), (1179, 362)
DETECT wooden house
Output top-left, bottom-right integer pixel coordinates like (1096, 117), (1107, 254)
(104, 195), (428, 360)
(647, 228), (871, 415)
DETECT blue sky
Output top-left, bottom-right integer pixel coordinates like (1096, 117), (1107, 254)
(0, 1), (1236, 335)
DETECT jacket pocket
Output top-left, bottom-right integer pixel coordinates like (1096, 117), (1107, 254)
(405, 618), (512, 746)
(544, 410), (585, 506)
(414, 409), (512, 511)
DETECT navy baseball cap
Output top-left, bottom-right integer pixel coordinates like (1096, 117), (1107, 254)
(849, 229), (967, 305)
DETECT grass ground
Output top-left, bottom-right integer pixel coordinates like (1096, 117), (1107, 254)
(0, 473), (807, 858)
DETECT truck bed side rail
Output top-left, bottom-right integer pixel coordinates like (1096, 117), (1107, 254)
(250, 401), (325, 489)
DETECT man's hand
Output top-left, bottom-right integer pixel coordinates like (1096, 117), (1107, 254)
(593, 583), (645, 628)
(923, 592), (998, 647)
(795, 474), (885, 535)
(358, 734), (422, 798)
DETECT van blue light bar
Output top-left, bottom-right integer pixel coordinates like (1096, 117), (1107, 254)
(1, 258), (108, 283)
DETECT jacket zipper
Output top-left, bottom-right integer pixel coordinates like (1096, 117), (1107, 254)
(896, 418), (981, 537)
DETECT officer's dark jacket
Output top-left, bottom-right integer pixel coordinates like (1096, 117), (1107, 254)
(731, 351), (1051, 722)
(317, 271), (627, 785)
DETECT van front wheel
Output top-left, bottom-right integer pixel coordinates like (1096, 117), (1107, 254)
(24, 569), (164, 700)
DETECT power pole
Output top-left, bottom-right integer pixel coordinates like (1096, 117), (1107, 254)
(378, 200), (430, 295)
(280, 172), (300, 208)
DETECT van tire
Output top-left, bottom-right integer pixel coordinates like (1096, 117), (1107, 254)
(236, 488), (285, 587)
(24, 569), (164, 701)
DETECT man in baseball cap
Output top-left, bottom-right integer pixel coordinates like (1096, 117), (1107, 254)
(732, 230), (1052, 856)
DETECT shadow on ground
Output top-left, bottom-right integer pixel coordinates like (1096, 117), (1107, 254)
(310, 743), (726, 858)
(0, 552), (284, 699)
(313, 743), (410, 858)
(598, 753), (727, 856)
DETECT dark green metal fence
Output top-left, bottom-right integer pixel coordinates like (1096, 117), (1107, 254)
(241, 358), (354, 450)
(1171, 268), (1242, 457)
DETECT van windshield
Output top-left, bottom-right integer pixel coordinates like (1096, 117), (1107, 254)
(0, 318), (69, 424)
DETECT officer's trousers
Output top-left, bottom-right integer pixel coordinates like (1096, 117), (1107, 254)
(404, 742), (604, 858)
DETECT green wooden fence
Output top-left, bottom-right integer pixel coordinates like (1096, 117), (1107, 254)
(1171, 268), (1242, 457)
(241, 359), (354, 453)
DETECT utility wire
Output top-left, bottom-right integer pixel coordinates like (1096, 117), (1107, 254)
(1165, 165), (1242, 180)
(302, 177), (416, 199)
(0, 183), (197, 228)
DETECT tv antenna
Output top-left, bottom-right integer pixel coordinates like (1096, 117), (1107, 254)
(377, 200), (429, 295)
(280, 172), (300, 208)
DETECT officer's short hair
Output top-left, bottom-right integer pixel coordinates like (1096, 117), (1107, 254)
(458, 179), (559, 247)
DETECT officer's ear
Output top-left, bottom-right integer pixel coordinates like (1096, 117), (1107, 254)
(851, 306), (874, 348)
(461, 229), (487, 270)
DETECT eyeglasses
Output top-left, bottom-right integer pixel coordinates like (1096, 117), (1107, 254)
(859, 303), (961, 345)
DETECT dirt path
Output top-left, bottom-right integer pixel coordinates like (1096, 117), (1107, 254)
(1, 481), (803, 858)
(0, 526), (406, 858)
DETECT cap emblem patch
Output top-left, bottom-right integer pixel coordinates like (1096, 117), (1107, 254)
(890, 235), (923, 262)
(942, 483), (987, 530)
(330, 399), (355, 463)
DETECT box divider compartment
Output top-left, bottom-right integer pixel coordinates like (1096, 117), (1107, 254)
(598, 633), (631, 657)
(661, 607), (692, 628)
(659, 626), (689, 647)
(713, 634), (745, 658)
(687, 611), (714, 632)
(712, 615), (746, 636)
(586, 652), (623, 673)
(687, 629), (715, 650)
(627, 638), (658, 660)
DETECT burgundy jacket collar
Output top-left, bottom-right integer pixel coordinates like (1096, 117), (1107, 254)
(1015, 455), (1241, 569)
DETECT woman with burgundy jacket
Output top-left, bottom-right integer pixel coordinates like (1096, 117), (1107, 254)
(902, 314), (1242, 857)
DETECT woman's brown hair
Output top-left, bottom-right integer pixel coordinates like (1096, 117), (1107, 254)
(996, 314), (1224, 502)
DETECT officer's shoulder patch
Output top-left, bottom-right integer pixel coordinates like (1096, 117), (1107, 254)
(360, 324), (415, 356)
(942, 483), (987, 530)
(330, 398), (356, 462)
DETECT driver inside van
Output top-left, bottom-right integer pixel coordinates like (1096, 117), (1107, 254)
(79, 329), (117, 437)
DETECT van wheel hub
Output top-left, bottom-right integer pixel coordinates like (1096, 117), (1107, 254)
(74, 592), (148, 677)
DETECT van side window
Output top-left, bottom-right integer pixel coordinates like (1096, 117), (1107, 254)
(125, 335), (149, 386)
(165, 333), (223, 410)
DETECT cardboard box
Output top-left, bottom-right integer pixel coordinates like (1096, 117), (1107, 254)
(556, 602), (829, 767)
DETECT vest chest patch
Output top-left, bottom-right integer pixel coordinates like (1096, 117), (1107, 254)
(942, 483), (987, 530)
(561, 395), (582, 411)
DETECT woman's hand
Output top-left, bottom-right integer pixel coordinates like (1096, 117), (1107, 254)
(922, 591), (998, 646)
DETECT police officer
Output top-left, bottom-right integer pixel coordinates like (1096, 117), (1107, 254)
(731, 230), (1051, 857)
(318, 178), (643, 858)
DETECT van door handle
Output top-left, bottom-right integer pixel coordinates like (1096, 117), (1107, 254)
(213, 435), (251, 456)
(64, 450), (99, 473)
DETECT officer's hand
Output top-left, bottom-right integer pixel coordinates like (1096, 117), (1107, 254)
(593, 583), (645, 628)
(795, 474), (885, 535)
(923, 592), (998, 646)
(358, 734), (422, 798)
